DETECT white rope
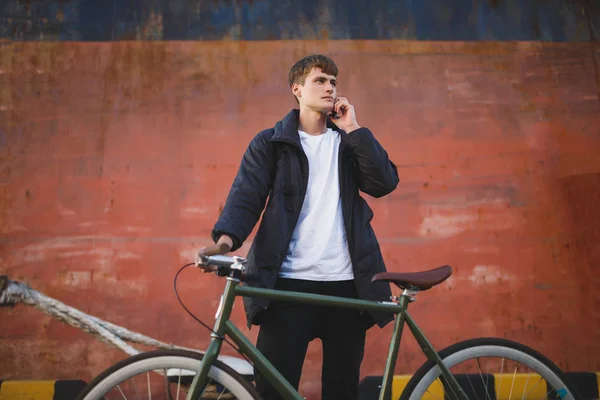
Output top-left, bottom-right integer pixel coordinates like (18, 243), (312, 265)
(0, 275), (201, 356)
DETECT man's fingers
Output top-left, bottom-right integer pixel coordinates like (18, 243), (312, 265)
(200, 264), (218, 273)
(201, 242), (231, 257)
(334, 98), (352, 115)
(197, 241), (232, 272)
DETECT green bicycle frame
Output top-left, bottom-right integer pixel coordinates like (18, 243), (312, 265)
(187, 278), (469, 400)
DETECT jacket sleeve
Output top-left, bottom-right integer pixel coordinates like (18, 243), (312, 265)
(346, 127), (399, 198)
(211, 132), (275, 251)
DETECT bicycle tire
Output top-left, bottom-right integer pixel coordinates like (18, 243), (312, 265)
(399, 337), (581, 400)
(76, 349), (259, 400)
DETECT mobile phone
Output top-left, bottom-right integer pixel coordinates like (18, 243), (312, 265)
(330, 97), (341, 119)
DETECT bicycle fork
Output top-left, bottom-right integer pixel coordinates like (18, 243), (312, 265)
(186, 278), (238, 400)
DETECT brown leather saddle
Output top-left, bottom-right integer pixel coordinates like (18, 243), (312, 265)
(372, 265), (453, 291)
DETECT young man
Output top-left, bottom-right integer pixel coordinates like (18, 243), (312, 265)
(198, 54), (399, 400)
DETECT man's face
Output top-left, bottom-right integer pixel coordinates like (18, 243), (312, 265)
(292, 68), (337, 113)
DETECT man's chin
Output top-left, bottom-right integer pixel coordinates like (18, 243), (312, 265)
(304, 105), (334, 115)
(320, 106), (335, 115)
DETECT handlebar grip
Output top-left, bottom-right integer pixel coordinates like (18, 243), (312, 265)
(204, 255), (236, 268)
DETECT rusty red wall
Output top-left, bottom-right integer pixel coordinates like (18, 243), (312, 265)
(1, 40), (600, 398)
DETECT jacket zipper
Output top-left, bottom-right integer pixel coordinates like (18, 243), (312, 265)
(261, 138), (309, 312)
(271, 137), (309, 260)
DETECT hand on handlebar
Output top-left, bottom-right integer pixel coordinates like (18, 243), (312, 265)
(197, 235), (233, 273)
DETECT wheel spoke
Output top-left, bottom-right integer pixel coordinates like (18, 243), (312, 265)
(485, 358), (491, 399)
(497, 358), (505, 398)
(460, 361), (479, 398)
(117, 384), (127, 400)
(217, 379), (226, 400)
(475, 358), (493, 400)
(131, 375), (139, 400)
(508, 364), (518, 400)
(521, 376), (544, 399)
(176, 373), (181, 400)
(542, 386), (557, 400)
(442, 374), (461, 400)
(425, 379), (444, 400)
(147, 371), (151, 400)
(163, 369), (168, 400)
(520, 368), (531, 400)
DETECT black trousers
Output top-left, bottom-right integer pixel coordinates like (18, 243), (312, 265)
(255, 278), (370, 400)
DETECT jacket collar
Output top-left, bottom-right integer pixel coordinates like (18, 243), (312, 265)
(271, 109), (346, 148)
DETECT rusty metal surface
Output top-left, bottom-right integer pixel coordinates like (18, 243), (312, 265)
(1, 41), (599, 399)
(1, 0), (599, 41)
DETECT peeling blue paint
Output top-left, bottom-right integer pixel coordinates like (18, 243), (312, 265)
(0, 0), (598, 41)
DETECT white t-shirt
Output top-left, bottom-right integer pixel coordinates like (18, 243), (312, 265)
(279, 128), (354, 281)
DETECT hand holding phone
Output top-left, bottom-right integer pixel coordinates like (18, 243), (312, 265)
(329, 97), (360, 132)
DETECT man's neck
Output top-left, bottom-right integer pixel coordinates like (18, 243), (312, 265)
(297, 107), (328, 136)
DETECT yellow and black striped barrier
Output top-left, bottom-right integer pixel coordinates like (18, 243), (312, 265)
(0, 380), (87, 400)
(358, 372), (600, 399)
(2, 373), (599, 399)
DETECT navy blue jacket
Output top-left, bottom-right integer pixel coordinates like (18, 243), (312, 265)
(212, 109), (399, 328)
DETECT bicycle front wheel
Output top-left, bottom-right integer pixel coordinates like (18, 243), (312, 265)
(400, 337), (580, 400)
(76, 349), (259, 400)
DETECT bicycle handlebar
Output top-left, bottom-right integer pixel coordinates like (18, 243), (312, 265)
(201, 255), (241, 268)
(197, 253), (254, 282)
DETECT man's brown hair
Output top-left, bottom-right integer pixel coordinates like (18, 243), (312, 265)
(288, 54), (339, 88)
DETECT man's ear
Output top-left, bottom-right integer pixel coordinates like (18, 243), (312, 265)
(291, 82), (302, 98)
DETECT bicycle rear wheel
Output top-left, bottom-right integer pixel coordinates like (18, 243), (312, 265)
(76, 349), (259, 400)
(400, 337), (580, 400)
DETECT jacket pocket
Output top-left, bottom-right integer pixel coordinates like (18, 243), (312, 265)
(360, 196), (374, 224)
(355, 198), (377, 260)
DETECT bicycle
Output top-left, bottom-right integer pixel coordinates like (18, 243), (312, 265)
(76, 253), (581, 400)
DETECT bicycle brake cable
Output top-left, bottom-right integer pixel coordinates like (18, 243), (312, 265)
(173, 263), (254, 366)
